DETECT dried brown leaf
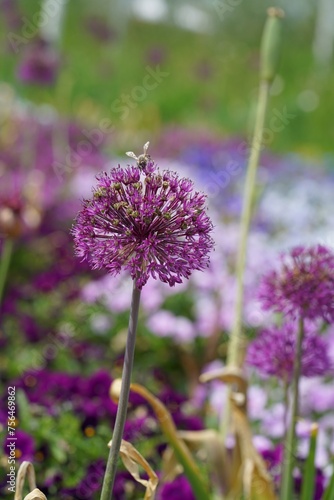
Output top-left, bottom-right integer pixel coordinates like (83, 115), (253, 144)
(110, 378), (209, 498)
(15, 461), (36, 500)
(108, 439), (158, 500)
(14, 462), (47, 500)
(199, 366), (247, 395)
(161, 446), (183, 483)
(24, 489), (47, 500)
(231, 399), (277, 500)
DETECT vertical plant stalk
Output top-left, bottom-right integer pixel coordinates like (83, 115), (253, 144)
(221, 80), (270, 440)
(0, 238), (14, 307)
(280, 316), (305, 500)
(222, 7), (284, 439)
(100, 282), (141, 500)
(226, 79), (270, 369)
(283, 375), (289, 440)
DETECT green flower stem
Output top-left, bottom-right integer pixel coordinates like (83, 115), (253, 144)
(283, 376), (289, 440)
(221, 80), (270, 440)
(221, 8), (284, 440)
(227, 79), (270, 369)
(280, 316), (305, 500)
(0, 239), (14, 307)
(100, 282), (141, 500)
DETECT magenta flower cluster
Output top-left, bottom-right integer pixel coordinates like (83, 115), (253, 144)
(246, 322), (331, 381)
(72, 157), (214, 288)
(259, 245), (334, 322)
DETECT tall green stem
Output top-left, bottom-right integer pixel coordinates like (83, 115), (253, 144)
(280, 316), (305, 500)
(221, 81), (270, 439)
(227, 80), (270, 368)
(100, 282), (141, 500)
(221, 7), (284, 439)
(283, 376), (289, 442)
(0, 239), (14, 307)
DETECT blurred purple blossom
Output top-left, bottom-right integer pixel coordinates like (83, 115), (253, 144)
(194, 60), (214, 81)
(17, 38), (60, 86)
(259, 245), (334, 322)
(85, 16), (116, 42)
(246, 322), (332, 381)
(0, 110), (110, 238)
(159, 475), (195, 500)
(147, 310), (195, 342)
(3, 430), (35, 461)
(1, 0), (21, 31)
(145, 46), (167, 65)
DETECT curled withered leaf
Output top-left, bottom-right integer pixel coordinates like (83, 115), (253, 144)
(199, 366), (247, 395)
(15, 461), (37, 500)
(14, 462), (47, 499)
(24, 489), (47, 500)
(110, 380), (209, 500)
(200, 366), (248, 414)
(161, 445), (183, 483)
(230, 399), (277, 500)
(108, 439), (158, 500)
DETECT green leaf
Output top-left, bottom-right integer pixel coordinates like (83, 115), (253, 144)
(49, 441), (68, 464)
(16, 389), (33, 429)
(301, 424), (317, 500)
(323, 470), (334, 500)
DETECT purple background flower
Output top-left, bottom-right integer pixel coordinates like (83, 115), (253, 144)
(17, 38), (60, 86)
(259, 245), (334, 322)
(246, 322), (332, 381)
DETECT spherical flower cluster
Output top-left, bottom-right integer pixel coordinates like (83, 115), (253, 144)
(246, 322), (332, 381)
(72, 150), (214, 289)
(259, 245), (334, 322)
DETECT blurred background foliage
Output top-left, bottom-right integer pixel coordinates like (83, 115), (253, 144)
(0, 0), (333, 154)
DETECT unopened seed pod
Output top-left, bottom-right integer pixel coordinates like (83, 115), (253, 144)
(260, 7), (285, 83)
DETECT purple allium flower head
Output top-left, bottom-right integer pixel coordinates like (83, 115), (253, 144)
(72, 143), (214, 289)
(246, 322), (332, 381)
(259, 245), (334, 322)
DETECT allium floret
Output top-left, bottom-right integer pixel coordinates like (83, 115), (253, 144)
(259, 245), (334, 322)
(72, 144), (214, 288)
(246, 322), (332, 381)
